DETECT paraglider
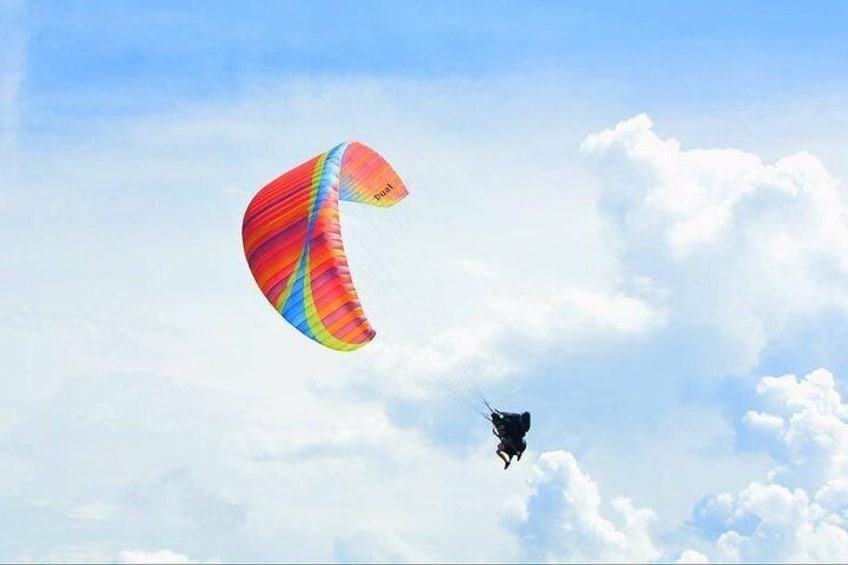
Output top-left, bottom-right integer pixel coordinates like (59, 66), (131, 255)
(243, 141), (534, 469)
(491, 410), (531, 469)
(242, 141), (408, 351)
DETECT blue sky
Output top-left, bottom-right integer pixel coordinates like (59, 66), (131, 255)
(3, 1), (848, 563)
(18, 1), (848, 125)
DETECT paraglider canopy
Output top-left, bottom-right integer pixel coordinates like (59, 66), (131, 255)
(242, 141), (408, 351)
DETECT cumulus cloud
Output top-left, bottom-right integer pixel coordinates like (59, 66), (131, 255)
(696, 481), (848, 563)
(503, 369), (848, 564)
(744, 368), (848, 488)
(581, 114), (848, 364)
(690, 368), (848, 563)
(506, 451), (661, 563)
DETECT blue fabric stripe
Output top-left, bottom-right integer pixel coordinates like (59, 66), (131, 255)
(279, 143), (346, 343)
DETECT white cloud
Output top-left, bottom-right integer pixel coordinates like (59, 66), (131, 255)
(703, 481), (848, 563)
(690, 368), (848, 563)
(338, 283), (665, 406)
(506, 450), (661, 563)
(676, 549), (710, 563)
(486, 285), (666, 342)
(581, 114), (848, 366)
(494, 368), (848, 564)
(117, 549), (219, 564)
(746, 368), (848, 488)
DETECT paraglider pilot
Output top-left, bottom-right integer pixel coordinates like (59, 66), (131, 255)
(491, 410), (530, 469)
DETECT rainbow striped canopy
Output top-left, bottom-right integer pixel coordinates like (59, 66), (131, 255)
(242, 142), (408, 351)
